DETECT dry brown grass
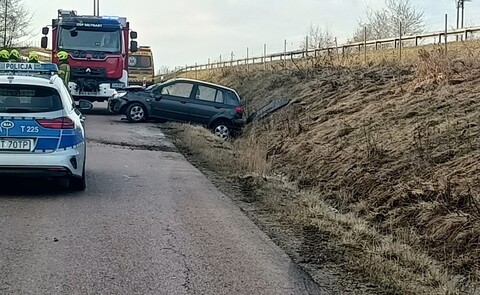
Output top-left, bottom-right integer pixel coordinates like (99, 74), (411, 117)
(285, 192), (461, 294)
(170, 122), (476, 294)
(168, 40), (480, 294)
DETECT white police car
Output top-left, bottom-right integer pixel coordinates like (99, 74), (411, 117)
(0, 62), (93, 191)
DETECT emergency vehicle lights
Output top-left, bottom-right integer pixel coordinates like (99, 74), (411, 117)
(0, 62), (58, 72)
(0, 62), (58, 78)
(101, 16), (119, 20)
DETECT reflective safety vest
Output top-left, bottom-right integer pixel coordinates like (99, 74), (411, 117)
(58, 63), (71, 87)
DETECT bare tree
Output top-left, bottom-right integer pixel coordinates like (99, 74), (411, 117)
(301, 25), (335, 50)
(353, 0), (425, 41)
(0, 0), (34, 48)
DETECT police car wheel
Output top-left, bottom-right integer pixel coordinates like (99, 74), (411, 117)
(126, 103), (147, 123)
(69, 166), (86, 191)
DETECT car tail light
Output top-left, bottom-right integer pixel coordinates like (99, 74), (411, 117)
(36, 117), (75, 129)
(235, 106), (244, 114)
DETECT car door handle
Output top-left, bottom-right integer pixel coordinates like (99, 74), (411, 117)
(180, 101), (187, 104)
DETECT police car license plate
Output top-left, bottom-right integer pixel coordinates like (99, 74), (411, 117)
(0, 138), (33, 151)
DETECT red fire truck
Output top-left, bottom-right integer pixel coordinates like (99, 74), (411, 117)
(40, 9), (138, 102)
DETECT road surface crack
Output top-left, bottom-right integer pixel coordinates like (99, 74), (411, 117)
(88, 138), (178, 153)
(162, 227), (195, 295)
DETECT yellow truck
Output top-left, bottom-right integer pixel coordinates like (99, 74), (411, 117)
(128, 46), (155, 86)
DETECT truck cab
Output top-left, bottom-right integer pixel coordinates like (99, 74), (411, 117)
(41, 10), (138, 103)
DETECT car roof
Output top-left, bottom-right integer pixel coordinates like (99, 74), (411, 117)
(0, 62), (63, 90)
(162, 78), (239, 95)
(0, 75), (57, 87)
(0, 75), (67, 95)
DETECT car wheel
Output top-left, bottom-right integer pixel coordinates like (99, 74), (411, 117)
(126, 103), (147, 122)
(69, 165), (86, 191)
(212, 120), (231, 140)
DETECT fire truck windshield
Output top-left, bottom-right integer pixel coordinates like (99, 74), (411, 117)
(58, 27), (122, 53)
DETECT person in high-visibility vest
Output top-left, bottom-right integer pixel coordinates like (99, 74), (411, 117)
(56, 51), (70, 87)
(8, 49), (20, 62)
(0, 49), (9, 62)
(28, 52), (39, 63)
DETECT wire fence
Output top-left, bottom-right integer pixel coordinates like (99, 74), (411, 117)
(169, 14), (480, 78)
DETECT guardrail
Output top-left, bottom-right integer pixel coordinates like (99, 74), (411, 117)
(172, 25), (480, 75)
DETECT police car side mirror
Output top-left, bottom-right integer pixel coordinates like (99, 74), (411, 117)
(78, 100), (93, 111)
(41, 36), (48, 49)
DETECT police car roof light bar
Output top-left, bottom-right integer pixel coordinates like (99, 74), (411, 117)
(0, 62), (59, 79)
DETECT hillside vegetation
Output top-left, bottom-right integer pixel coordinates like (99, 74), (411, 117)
(170, 41), (480, 294)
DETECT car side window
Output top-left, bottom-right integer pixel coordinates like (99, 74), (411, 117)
(196, 85), (225, 104)
(215, 90), (224, 104)
(195, 86), (216, 102)
(161, 83), (193, 98)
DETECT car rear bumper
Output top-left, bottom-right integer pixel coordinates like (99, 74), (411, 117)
(0, 167), (71, 178)
(0, 145), (85, 178)
(231, 118), (246, 129)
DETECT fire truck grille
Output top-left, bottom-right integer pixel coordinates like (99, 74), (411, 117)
(71, 67), (106, 78)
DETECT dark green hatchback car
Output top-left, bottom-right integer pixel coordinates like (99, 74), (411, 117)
(109, 78), (245, 139)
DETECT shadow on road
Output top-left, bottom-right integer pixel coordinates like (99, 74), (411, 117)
(82, 106), (111, 116)
(0, 177), (73, 198)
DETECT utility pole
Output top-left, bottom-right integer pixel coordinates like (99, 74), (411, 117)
(456, 0), (460, 30)
(457, 0), (471, 29)
(93, 0), (100, 16)
(3, 0), (7, 48)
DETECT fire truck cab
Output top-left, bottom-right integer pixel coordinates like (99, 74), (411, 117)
(40, 9), (138, 103)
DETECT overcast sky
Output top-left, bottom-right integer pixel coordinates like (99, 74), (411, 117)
(29, 0), (480, 71)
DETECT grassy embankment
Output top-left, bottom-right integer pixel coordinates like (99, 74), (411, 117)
(157, 41), (480, 294)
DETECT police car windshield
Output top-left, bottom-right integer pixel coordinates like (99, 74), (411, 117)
(0, 85), (63, 113)
(58, 27), (121, 53)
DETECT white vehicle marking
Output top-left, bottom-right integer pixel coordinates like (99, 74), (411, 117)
(20, 126), (39, 133)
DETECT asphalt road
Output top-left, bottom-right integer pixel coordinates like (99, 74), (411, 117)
(0, 104), (323, 295)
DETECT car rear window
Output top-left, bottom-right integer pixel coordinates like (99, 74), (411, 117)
(224, 91), (240, 106)
(0, 85), (62, 113)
